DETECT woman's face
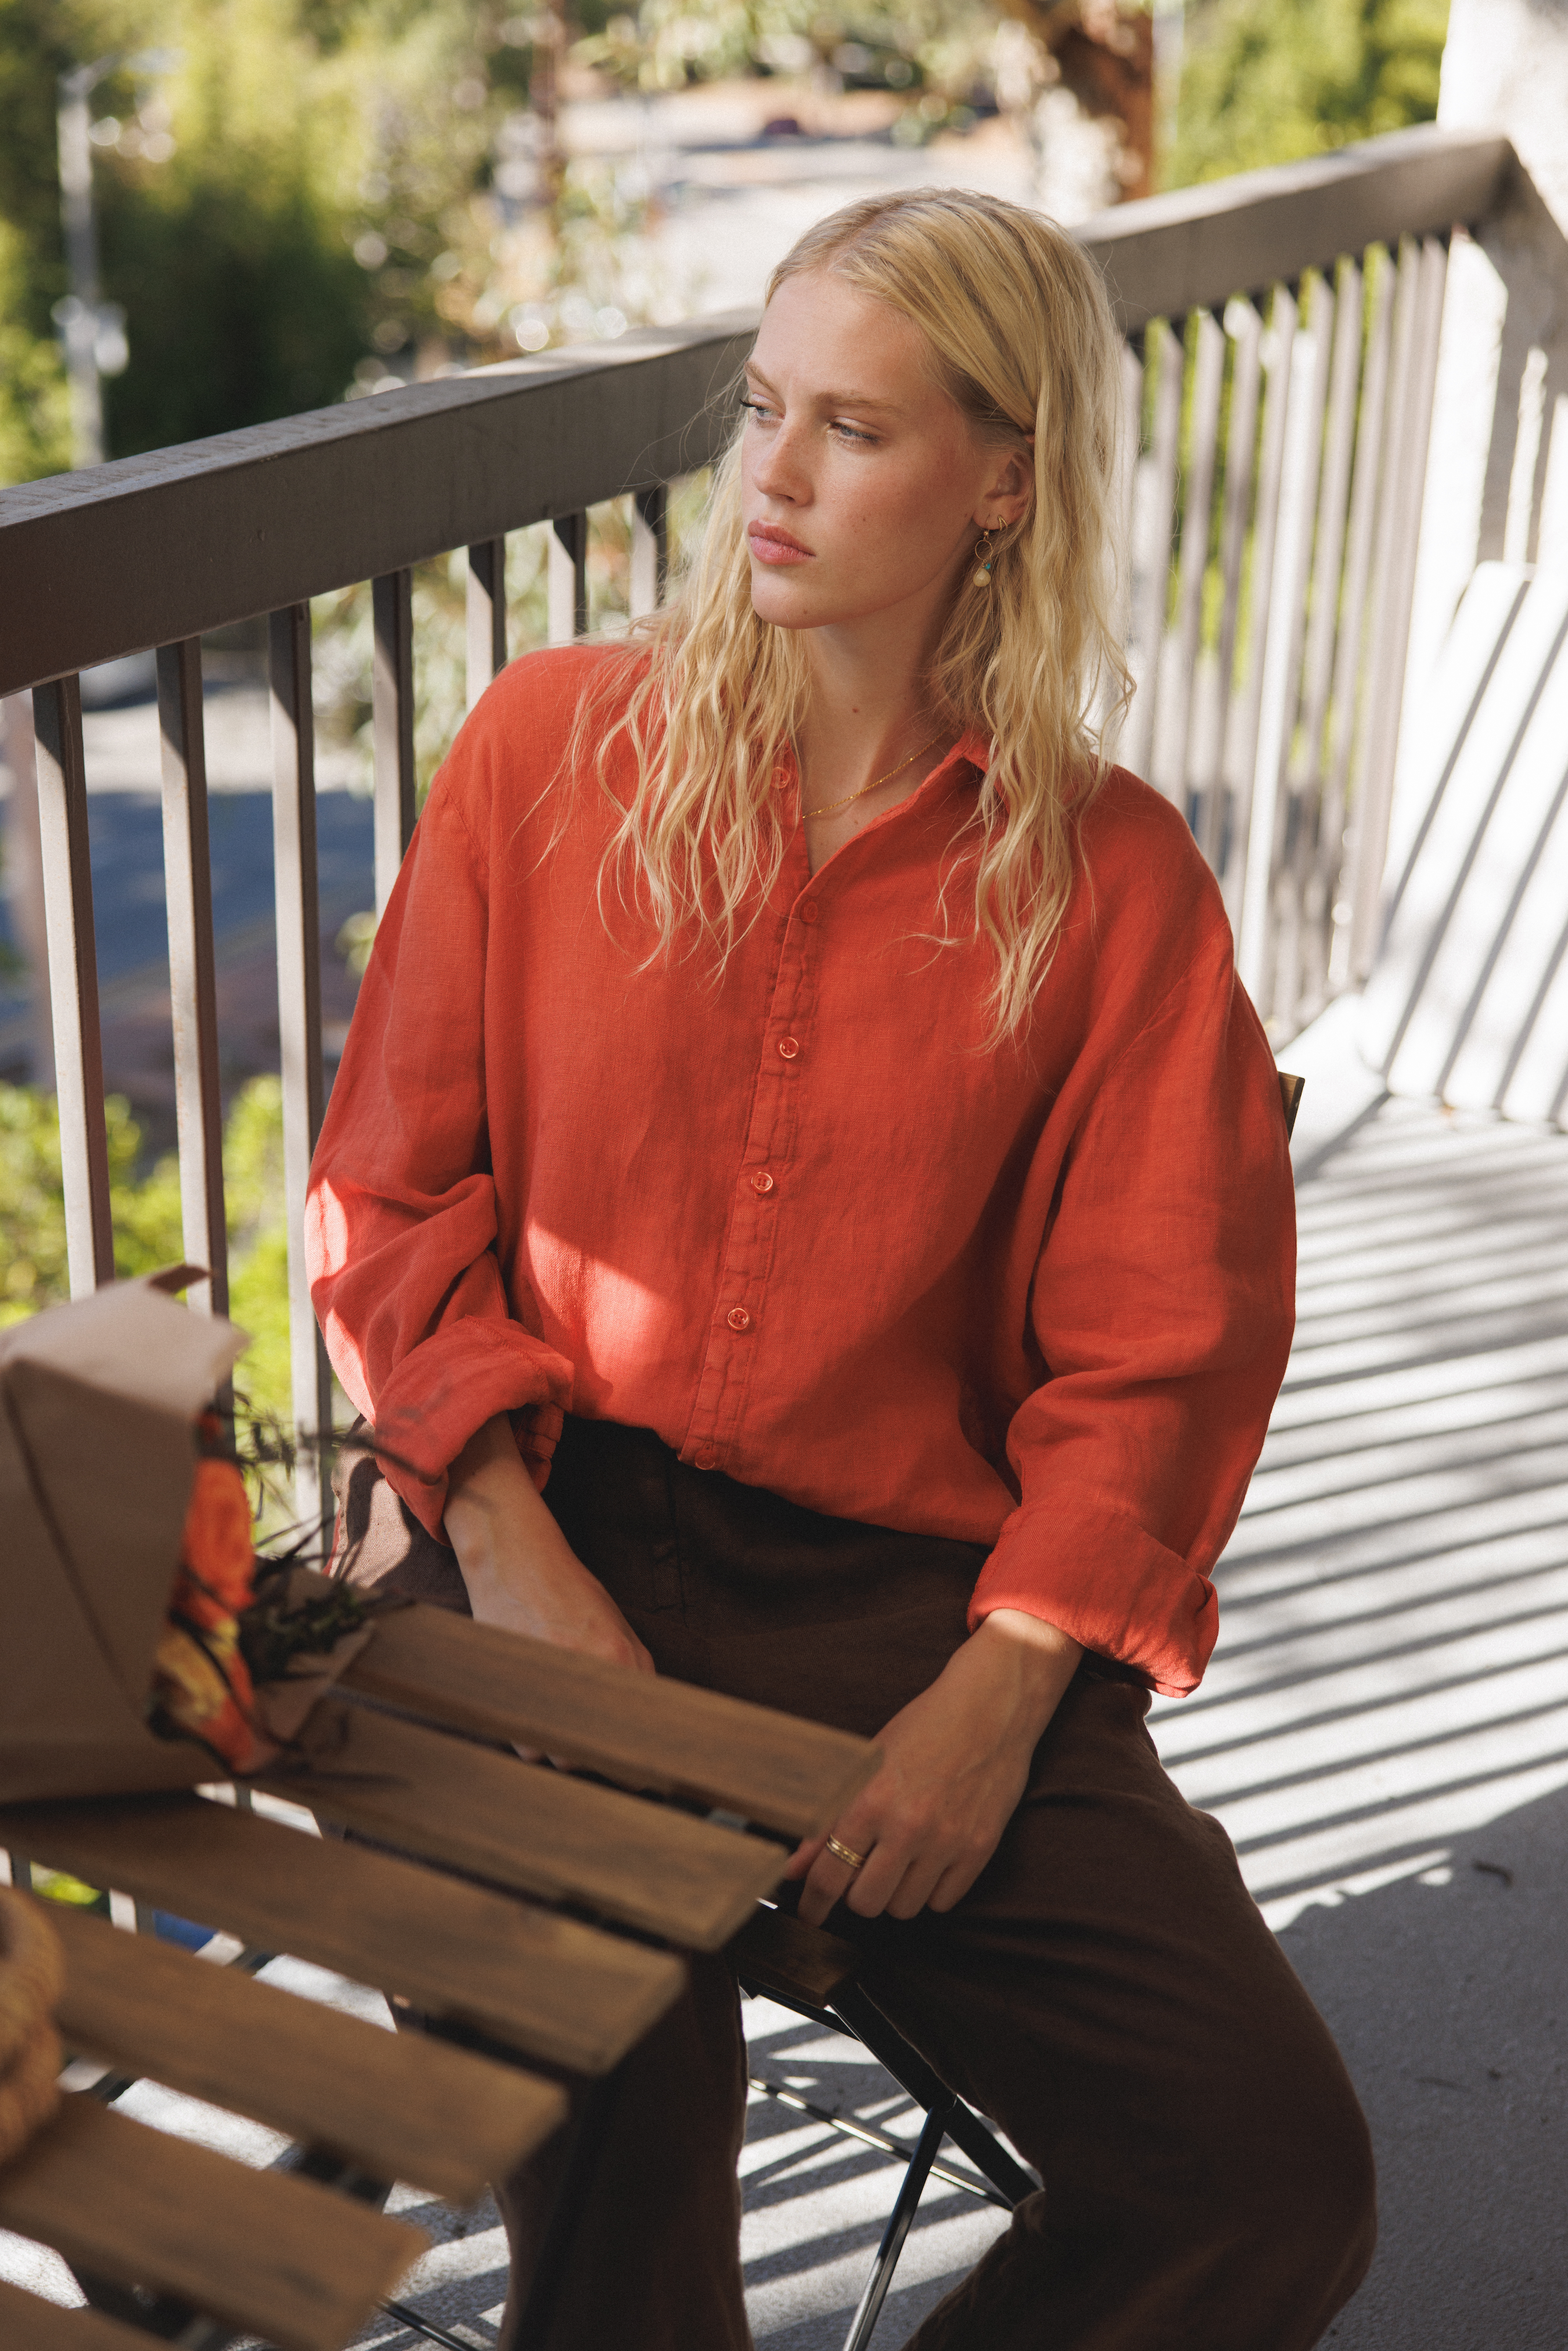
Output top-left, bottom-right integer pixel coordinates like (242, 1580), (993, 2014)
(740, 268), (1030, 640)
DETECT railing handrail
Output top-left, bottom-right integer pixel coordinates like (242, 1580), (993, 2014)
(1076, 122), (1512, 328)
(0, 124), (1513, 701)
(0, 317), (757, 698)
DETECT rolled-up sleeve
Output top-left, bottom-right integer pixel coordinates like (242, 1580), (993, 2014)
(969, 927), (1295, 1696)
(305, 770), (573, 1539)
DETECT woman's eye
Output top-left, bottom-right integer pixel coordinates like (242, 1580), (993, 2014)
(740, 396), (775, 424)
(831, 420), (877, 446)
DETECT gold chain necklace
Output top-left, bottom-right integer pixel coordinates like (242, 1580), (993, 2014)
(800, 734), (947, 821)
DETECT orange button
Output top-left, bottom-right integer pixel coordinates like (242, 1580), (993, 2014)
(694, 1446), (719, 1471)
(750, 1170), (775, 1195)
(799, 901), (819, 925)
(727, 1306), (752, 1332)
(778, 1036), (800, 1061)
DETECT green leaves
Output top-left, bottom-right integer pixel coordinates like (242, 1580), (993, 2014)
(1169, 0), (1450, 189)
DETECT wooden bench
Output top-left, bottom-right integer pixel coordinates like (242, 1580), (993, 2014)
(0, 1606), (877, 2346)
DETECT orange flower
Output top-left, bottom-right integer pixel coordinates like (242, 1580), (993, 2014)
(148, 1457), (264, 1772)
(181, 1458), (257, 1614)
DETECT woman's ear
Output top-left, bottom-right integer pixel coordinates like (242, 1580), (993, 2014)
(974, 443), (1034, 531)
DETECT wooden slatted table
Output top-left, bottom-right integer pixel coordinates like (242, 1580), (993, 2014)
(0, 1605), (877, 2348)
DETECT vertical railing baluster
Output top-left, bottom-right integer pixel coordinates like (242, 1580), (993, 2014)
(1239, 274), (1335, 1014)
(32, 673), (113, 1294)
(1124, 318), (1184, 785)
(372, 568), (416, 916)
(268, 605), (332, 1536)
(549, 512), (589, 644)
(1323, 249), (1396, 994)
(1197, 299), (1263, 872)
(157, 639), (228, 1320)
(630, 485), (668, 619)
(1165, 308), (1227, 819)
(1103, 341), (1144, 755)
(1344, 240), (1422, 984)
(1222, 283), (1298, 926)
(1293, 258), (1365, 1020)
(1348, 233), (1450, 984)
(467, 539), (508, 712)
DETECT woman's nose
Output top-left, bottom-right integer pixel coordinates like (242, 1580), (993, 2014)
(751, 420), (808, 504)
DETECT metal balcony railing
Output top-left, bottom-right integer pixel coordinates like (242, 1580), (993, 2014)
(0, 121), (1515, 1519)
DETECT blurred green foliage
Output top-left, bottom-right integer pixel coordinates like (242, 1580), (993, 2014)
(0, 1073), (292, 1418)
(0, 0), (528, 476)
(581, 0), (999, 130)
(0, 0), (1459, 486)
(1170, 0), (1450, 187)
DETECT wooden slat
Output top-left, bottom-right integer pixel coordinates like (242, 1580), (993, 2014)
(0, 2094), (424, 2351)
(1265, 271), (1340, 1031)
(30, 674), (113, 1295)
(1113, 342), (1142, 645)
(1196, 297), (1262, 872)
(0, 1795), (682, 2076)
(1320, 249), (1397, 995)
(268, 603), (332, 1532)
(1124, 318), (1182, 784)
(729, 1906), (859, 2011)
(372, 566), (415, 916)
(549, 511), (589, 644)
(0, 2275), (157, 2348)
(1346, 236), (1423, 983)
(631, 484), (668, 617)
(1297, 261), (1364, 817)
(1347, 232), (1450, 983)
(156, 638), (228, 1320)
(339, 1597), (879, 1837)
(260, 1700), (787, 1950)
(1221, 283), (1297, 920)
(466, 538), (507, 709)
(1239, 276), (1334, 1007)
(1163, 307), (1225, 814)
(1290, 258), (1366, 1022)
(47, 1898), (564, 2205)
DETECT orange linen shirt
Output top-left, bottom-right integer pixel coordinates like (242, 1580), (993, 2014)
(307, 647), (1294, 1698)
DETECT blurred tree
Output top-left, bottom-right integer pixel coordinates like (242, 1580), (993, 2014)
(995, 3), (1155, 199)
(0, 1073), (294, 1417)
(0, 218), (72, 477)
(1169, 0), (1450, 186)
(580, 0), (1002, 134)
(0, 0), (524, 473)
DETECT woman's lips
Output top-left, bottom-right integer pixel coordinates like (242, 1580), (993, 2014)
(748, 524), (813, 566)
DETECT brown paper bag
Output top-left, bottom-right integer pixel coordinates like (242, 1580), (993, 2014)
(0, 1279), (249, 1804)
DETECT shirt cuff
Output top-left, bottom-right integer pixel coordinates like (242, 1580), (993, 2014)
(369, 1319), (576, 1541)
(968, 1494), (1220, 1699)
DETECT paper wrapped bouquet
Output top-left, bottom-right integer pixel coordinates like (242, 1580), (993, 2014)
(0, 1276), (370, 1805)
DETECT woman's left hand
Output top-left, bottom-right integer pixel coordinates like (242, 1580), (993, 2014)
(785, 1609), (1083, 1926)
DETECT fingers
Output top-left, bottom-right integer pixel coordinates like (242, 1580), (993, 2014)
(797, 1840), (868, 1927)
(782, 1834), (825, 1883)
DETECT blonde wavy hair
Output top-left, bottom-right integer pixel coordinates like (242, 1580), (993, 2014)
(568, 186), (1131, 1041)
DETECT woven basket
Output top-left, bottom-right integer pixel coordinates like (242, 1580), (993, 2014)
(0, 1888), (64, 2167)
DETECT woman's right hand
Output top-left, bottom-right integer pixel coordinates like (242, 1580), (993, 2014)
(444, 1414), (654, 1676)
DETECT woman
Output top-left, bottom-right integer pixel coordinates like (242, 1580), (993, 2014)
(308, 188), (1375, 2349)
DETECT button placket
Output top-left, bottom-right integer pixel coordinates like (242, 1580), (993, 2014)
(680, 905), (817, 1469)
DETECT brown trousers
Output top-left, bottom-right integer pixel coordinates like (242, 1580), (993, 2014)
(335, 1417), (1376, 2351)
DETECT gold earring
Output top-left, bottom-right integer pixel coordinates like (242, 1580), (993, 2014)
(972, 527), (996, 589)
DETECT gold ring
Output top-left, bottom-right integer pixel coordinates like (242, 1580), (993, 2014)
(824, 1835), (868, 1872)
